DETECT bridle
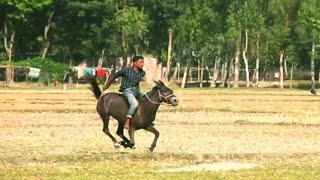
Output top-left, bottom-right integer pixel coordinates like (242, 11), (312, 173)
(145, 90), (175, 105)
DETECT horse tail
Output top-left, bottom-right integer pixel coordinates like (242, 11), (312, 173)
(88, 77), (102, 100)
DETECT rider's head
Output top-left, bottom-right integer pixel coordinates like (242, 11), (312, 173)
(132, 56), (144, 70)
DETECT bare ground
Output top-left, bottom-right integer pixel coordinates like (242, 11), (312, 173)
(1, 89), (320, 167)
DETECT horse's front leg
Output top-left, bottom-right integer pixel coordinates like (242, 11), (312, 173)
(128, 126), (136, 149)
(144, 126), (160, 152)
(116, 123), (131, 147)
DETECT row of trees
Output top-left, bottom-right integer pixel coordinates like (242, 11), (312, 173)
(0, 0), (320, 88)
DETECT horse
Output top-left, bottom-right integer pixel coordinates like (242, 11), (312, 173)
(89, 78), (179, 152)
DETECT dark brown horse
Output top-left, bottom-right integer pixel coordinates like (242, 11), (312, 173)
(89, 78), (179, 152)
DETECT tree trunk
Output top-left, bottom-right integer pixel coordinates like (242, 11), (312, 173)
(242, 29), (250, 87)
(206, 66), (212, 83)
(197, 57), (201, 82)
(42, 11), (54, 58)
(253, 58), (259, 87)
(210, 49), (221, 87)
(134, 37), (139, 55)
(234, 35), (241, 88)
(210, 58), (217, 87)
(189, 67), (193, 82)
(42, 41), (50, 58)
(252, 33), (260, 87)
(97, 48), (105, 67)
(172, 64), (178, 82)
(281, 7), (289, 83)
(200, 55), (204, 88)
(279, 51), (284, 89)
(3, 22), (15, 62)
(311, 41), (316, 89)
(261, 62), (267, 87)
(181, 66), (189, 88)
(177, 63), (180, 81)
(165, 28), (173, 82)
(284, 57), (288, 78)
(5, 67), (14, 86)
(227, 57), (234, 88)
(319, 66), (320, 83)
(221, 61), (228, 87)
(3, 22), (15, 85)
(261, 41), (269, 87)
(289, 63), (294, 89)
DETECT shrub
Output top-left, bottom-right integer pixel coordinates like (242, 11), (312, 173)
(0, 57), (69, 83)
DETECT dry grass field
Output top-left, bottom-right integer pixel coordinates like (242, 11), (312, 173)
(1, 84), (320, 179)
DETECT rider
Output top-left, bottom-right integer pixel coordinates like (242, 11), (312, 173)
(103, 56), (145, 129)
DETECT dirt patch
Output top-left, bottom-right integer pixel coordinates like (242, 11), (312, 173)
(161, 162), (261, 172)
(1, 89), (320, 164)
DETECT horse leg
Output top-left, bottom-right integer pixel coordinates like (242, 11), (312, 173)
(128, 126), (136, 149)
(144, 126), (160, 152)
(116, 123), (133, 148)
(99, 112), (119, 148)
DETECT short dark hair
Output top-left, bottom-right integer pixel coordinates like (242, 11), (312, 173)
(132, 55), (144, 62)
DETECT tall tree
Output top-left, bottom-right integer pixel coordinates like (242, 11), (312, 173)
(265, 0), (299, 88)
(115, 5), (149, 59)
(227, 0), (243, 87)
(296, 0), (320, 90)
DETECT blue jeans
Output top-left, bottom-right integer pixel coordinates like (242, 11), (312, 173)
(123, 87), (144, 119)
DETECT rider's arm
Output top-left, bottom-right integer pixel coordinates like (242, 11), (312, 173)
(103, 69), (125, 91)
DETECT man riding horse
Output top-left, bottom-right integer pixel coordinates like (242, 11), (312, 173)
(103, 55), (146, 129)
(89, 56), (178, 151)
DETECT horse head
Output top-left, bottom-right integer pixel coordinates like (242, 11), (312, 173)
(154, 80), (179, 106)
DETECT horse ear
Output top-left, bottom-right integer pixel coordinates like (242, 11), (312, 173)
(158, 80), (165, 86)
(154, 80), (161, 87)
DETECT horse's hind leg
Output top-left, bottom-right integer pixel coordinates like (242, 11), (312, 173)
(99, 112), (120, 148)
(144, 126), (160, 152)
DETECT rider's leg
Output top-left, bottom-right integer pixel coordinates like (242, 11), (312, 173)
(123, 90), (139, 129)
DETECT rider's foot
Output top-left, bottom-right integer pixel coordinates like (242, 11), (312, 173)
(124, 117), (131, 129)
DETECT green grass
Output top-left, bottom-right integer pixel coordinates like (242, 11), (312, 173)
(1, 152), (320, 179)
(2, 164), (320, 180)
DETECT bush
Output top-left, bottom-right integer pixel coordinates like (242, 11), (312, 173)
(0, 57), (69, 83)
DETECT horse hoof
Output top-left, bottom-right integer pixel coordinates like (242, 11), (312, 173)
(113, 143), (121, 149)
(127, 143), (135, 149)
(149, 147), (154, 152)
(119, 141), (127, 148)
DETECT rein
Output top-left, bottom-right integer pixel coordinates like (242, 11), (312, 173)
(145, 90), (175, 105)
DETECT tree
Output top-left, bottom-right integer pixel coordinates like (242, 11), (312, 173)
(1, 0), (52, 61)
(227, 0), (243, 88)
(115, 6), (149, 58)
(1, 0), (52, 85)
(267, 0), (299, 88)
(296, 0), (320, 90)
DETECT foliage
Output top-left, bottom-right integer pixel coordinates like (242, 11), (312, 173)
(0, 0), (320, 80)
(0, 57), (69, 82)
(115, 7), (149, 54)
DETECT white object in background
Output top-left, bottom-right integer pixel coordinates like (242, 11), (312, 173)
(28, 67), (41, 78)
